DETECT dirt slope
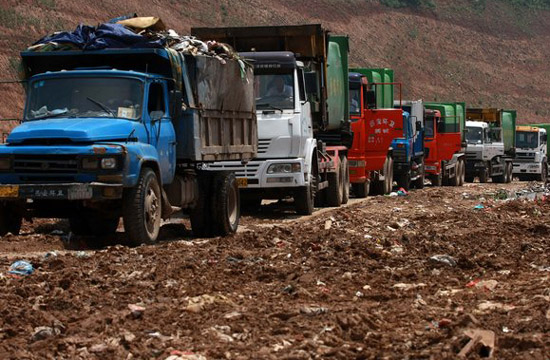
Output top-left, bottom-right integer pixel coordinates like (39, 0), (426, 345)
(0, 0), (549, 130)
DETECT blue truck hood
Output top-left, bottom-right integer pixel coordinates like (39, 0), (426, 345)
(8, 118), (140, 144)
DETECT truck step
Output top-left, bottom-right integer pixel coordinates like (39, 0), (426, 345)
(318, 180), (329, 191)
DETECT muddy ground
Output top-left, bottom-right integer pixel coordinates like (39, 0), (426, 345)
(0, 182), (549, 359)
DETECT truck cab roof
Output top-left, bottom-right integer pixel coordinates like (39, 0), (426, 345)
(517, 125), (545, 133)
(466, 120), (488, 129)
(240, 51), (297, 69)
(28, 68), (160, 81)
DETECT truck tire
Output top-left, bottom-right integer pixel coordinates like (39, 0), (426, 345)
(449, 162), (460, 186)
(296, 155), (317, 215)
(536, 163), (548, 182)
(123, 168), (162, 246)
(0, 203), (22, 236)
(352, 181), (370, 198)
(211, 172), (240, 236)
(431, 173), (442, 187)
(414, 160), (425, 189)
(69, 214), (119, 237)
(341, 156), (350, 204)
(492, 167), (507, 183)
(326, 161), (342, 207)
(190, 172), (215, 237)
(396, 173), (411, 191)
(371, 155), (392, 195)
(505, 162), (513, 183)
(478, 167), (488, 183)
(457, 159), (465, 186)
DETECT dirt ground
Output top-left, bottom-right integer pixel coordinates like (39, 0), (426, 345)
(0, 181), (549, 359)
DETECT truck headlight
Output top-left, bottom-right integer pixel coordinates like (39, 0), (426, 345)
(0, 157), (11, 170)
(267, 163), (301, 174)
(100, 157), (117, 169)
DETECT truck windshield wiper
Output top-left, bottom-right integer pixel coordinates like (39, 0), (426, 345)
(257, 103), (283, 113)
(86, 97), (115, 117)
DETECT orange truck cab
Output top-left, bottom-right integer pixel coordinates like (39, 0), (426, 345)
(348, 71), (403, 196)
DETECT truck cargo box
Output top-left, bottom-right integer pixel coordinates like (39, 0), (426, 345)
(20, 48), (257, 162)
(350, 68), (394, 109)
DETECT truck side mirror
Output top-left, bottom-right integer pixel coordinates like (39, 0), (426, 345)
(365, 90), (376, 109)
(542, 134), (547, 143)
(416, 120), (423, 131)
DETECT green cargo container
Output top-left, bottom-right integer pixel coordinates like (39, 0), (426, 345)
(466, 108), (516, 154)
(327, 35), (349, 131)
(424, 102), (466, 141)
(526, 123), (550, 154)
(350, 68), (394, 109)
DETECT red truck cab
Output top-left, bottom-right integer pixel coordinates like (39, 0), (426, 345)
(348, 72), (403, 196)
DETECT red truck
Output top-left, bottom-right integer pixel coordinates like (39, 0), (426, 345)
(348, 69), (403, 196)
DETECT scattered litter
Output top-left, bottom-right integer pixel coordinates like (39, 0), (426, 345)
(127, 303), (145, 318)
(389, 192), (398, 197)
(324, 220), (332, 230)
(185, 294), (232, 313)
(165, 350), (207, 360)
(75, 251), (90, 259)
(397, 188), (408, 196)
(458, 329), (495, 358)
(473, 204), (485, 210)
(355, 291), (364, 298)
(50, 230), (64, 235)
(390, 245), (404, 253)
(44, 251), (58, 258)
(502, 326), (512, 333)
(475, 280), (498, 291)
(362, 285), (372, 290)
(393, 283), (427, 291)
(300, 305), (328, 316)
(31, 326), (59, 342)
(477, 301), (515, 312)
(429, 254), (457, 267)
(342, 272), (353, 280)
(8, 260), (34, 276)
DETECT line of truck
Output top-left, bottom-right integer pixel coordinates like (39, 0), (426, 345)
(0, 21), (547, 246)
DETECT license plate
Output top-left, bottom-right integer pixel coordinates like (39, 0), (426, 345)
(68, 185), (93, 200)
(0, 185), (19, 198)
(236, 178), (248, 188)
(23, 188), (67, 199)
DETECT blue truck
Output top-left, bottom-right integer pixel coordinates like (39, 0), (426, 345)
(0, 47), (257, 245)
(391, 101), (425, 190)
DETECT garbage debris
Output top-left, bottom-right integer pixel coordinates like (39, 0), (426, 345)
(474, 204), (485, 210)
(397, 188), (409, 196)
(429, 254), (458, 267)
(300, 305), (328, 316)
(31, 326), (59, 342)
(127, 303), (145, 318)
(165, 351), (207, 360)
(392, 283), (427, 291)
(458, 329), (495, 358)
(8, 260), (34, 276)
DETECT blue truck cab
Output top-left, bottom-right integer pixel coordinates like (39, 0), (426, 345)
(0, 48), (256, 245)
(391, 107), (425, 190)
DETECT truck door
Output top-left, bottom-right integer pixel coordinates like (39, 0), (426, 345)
(146, 81), (176, 183)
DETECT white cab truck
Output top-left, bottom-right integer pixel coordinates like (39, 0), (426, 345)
(464, 108), (515, 183)
(513, 125), (548, 181)
(192, 25), (352, 214)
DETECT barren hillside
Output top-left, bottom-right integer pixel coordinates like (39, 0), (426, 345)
(0, 0), (549, 131)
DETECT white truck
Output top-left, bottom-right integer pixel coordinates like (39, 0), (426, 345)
(513, 125), (548, 181)
(192, 25), (352, 214)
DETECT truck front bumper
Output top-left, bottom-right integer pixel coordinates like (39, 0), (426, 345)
(0, 183), (123, 201)
(208, 159), (306, 189)
(513, 162), (542, 174)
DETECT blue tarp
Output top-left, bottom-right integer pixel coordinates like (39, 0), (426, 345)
(33, 23), (165, 50)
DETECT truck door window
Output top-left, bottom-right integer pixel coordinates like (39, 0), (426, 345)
(466, 127), (483, 144)
(148, 83), (165, 119)
(349, 84), (361, 116)
(297, 68), (306, 102)
(424, 116), (435, 138)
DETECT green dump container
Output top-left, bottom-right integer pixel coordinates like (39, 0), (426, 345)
(349, 68), (394, 109)
(424, 102), (466, 141)
(326, 35), (349, 131)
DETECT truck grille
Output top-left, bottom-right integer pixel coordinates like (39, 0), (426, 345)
(13, 155), (79, 174)
(515, 153), (535, 161)
(208, 162), (261, 178)
(258, 139), (271, 155)
(466, 153), (479, 160)
(393, 149), (407, 160)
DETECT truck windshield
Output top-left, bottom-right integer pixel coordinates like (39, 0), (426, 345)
(254, 73), (294, 110)
(516, 131), (538, 149)
(349, 87), (361, 116)
(25, 77), (143, 121)
(466, 127), (483, 144)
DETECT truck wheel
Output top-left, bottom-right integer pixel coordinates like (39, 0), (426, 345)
(0, 203), (22, 236)
(396, 173), (410, 191)
(457, 159), (465, 186)
(326, 161), (342, 207)
(414, 161), (425, 189)
(341, 156), (350, 204)
(123, 168), (162, 246)
(537, 163), (548, 182)
(211, 172), (240, 236)
(478, 168), (488, 183)
(505, 162), (513, 183)
(352, 181), (370, 198)
(296, 155), (317, 215)
(190, 172), (215, 237)
(431, 173), (442, 187)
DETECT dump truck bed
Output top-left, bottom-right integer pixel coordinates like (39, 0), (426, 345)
(350, 68), (394, 109)
(425, 102), (466, 141)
